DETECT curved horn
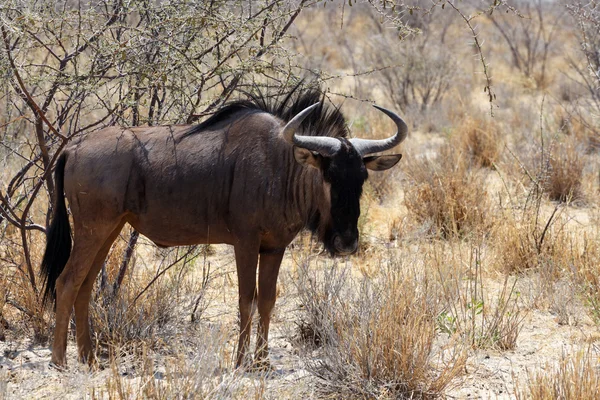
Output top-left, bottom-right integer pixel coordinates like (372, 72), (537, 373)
(349, 105), (408, 156)
(281, 103), (341, 156)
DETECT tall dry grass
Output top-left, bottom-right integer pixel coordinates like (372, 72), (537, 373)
(434, 240), (525, 351)
(404, 143), (491, 238)
(544, 140), (586, 203)
(90, 242), (212, 358)
(515, 347), (600, 399)
(456, 115), (503, 169)
(295, 252), (466, 398)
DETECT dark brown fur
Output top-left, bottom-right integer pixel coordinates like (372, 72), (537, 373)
(41, 89), (403, 368)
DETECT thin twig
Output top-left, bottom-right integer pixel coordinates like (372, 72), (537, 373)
(130, 246), (198, 307)
(447, 1), (497, 116)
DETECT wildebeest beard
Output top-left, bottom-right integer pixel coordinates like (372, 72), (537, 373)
(307, 210), (337, 255)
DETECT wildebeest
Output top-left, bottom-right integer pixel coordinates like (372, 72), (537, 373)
(40, 88), (407, 369)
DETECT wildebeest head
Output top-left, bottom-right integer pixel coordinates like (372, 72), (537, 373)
(282, 103), (407, 255)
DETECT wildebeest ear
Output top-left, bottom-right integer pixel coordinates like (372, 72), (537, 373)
(363, 154), (402, 171)
(294, 147), (322, 169)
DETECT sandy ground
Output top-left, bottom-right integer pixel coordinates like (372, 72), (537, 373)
(2, 304), (599, 399)
(447, 311), (599, 399)
(2, 243), (599, 400)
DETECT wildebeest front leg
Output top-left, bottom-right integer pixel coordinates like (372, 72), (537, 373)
(255, 250), (284, 368)
(233, 240), (259, 368)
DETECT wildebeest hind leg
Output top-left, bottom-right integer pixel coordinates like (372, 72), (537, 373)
(51, 220), (123, 367)
(74, 220), (125, 365)
(233, 239), (259, 368)
(255, 250), (284, 368)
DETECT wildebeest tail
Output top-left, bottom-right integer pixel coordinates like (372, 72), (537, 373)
(40, 152), (72, 307)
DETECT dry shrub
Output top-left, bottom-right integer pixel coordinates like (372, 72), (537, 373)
(90, 244), (210, 356)
(0, 370), (7, 400)
(99, 327), (258, 400)
(544, 141), (585, 203)
(457, 116), (502, 169)
(492, 209), (569, 276)
(295, 258), (348, 348)
(0, 234), (50, 345)
(569, 234), (600, 324)
(295, 257), (465, 398)
(515, 347), (600, 399)
(405, 144), (490, 238)
(434, 241), (525, 351)
(547, 278), (581, 326)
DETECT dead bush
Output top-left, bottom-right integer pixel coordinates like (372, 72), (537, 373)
(515, 347), (600, 399)
(371, 33), (458, 113)
(434, 241), (525, 351)
(567, 3), (600, 121)
(569, 234), (600, 324)
(485, 0), (563, 89)
(295, 256), (465, 399)
(90, 245), (211, 356)
(544, 141), (585, 203)
(405, 144), (491, 238)
(457, 116), (503, 169)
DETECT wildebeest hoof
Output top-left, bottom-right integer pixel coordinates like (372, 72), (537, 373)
(48, 361), (67, 372)
(248, 358), (275, 373)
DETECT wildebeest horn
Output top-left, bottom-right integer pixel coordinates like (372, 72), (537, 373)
(349, 105), (408, 156)
(281, 103), (341, 156)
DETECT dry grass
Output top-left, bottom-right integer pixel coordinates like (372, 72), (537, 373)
(544, 140), (585, 203)
(295, 253), (466, 399)
(433, 241), (525, 351)
(456, 115), (503, 169)
(491, 207), (570, 275)
(569, 234), (600, 324)
(515, 347), (600, 399)
(404, 143), (491, 238)
(90, 243), (211, 356)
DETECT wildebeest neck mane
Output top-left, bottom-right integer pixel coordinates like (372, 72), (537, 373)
(184, 89), (349, 138)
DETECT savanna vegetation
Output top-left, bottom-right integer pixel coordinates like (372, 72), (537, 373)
(1, 0), (600, 398)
